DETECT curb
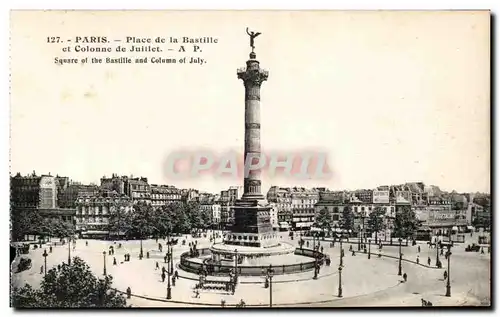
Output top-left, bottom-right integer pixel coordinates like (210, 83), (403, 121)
(115, 280), (404, 307)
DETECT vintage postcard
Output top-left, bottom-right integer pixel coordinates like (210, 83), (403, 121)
(9, 10), (491, 308)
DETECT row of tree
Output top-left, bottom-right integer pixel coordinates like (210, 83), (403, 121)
(11, 209), (75, 242)
(107, 201), (212, 240)
(314, 205), (420, 243)
(12, 200), (213, 242)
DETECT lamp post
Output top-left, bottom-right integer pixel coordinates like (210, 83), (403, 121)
(445, 245), (452, 297)
(357, 225), (361, 251)
(368, 238), (371, 259)
(398, 238), (402, 276)
(140, 239), (144, 259)
(234, 249), (239, 283)
(362, 213), (366, 246)
(103, 251), (107, 276)
(167, 244), (172, 299)
(340, 236), (343, 267)
(436, 240), (441, 267)
(170, 240), (174, 274)
(313, 253), (319, 280)
(67, 236), (71, 265)
(338, 265), (343, 298)
(264, 265), (275, 307)
(42, 249), (48, 276)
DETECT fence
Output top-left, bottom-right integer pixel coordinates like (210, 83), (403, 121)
(179, 247), (324, 276)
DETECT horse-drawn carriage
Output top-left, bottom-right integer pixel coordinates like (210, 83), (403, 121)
(465, 244), (481, 252)
(16, 257), (32, 273)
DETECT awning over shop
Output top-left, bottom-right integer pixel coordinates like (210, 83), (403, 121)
(418, 226), (432, 231)
(310, 227), (322, 232)
(467, 226), (474, 230)
(452, 226), (459, 231)
(82, 231), (108, 235)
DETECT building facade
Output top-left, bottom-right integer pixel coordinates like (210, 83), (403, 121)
(150, 184), (182, 207)
(75, 190), (133, 238)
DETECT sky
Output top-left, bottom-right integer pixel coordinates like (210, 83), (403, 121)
(10, 11), (490, 194)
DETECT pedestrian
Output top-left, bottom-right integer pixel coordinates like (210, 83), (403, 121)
(146, 251), (150, 259)
(481, 247), (485, 254)
(86, 241), (88, 247)
(175, 270), (179, 279)
(57, 264), (61, 271)
(162, 266), (166, 274)
(126, 287), (131, 299)
(164, 255), (167, 263)
(440, 248), (444, 256)
(349, 245), (353, 252)
(73, 244), (76, 251)
(221, 299), (226, 308)
(113, 257), (117, 265)
(194, 288), (200, 298)
(172, 276), (176, 286)
(40, 265), (43, 274)
(161, 272), (166, 282)
(49, 246), (53, 253)
(403, 272), (407, 282)
(156, 261), (159, 270)
(427, 257), (431, 266)
(416, 256), (420, 264)
(417, 245), (421, 253)
(443, 270), (448, 280)
(352, 250), (356, 256)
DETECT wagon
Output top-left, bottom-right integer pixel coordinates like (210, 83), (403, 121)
(16, 257), (32, 273)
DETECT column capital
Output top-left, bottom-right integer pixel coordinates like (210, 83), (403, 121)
(237, 60), (269, 86)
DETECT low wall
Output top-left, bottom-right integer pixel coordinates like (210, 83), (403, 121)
(179, 247), (326, 276)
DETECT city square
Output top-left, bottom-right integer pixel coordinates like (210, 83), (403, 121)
(11, 230), (490, 307)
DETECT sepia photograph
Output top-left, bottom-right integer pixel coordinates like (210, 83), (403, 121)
(9, 10), (491, 308)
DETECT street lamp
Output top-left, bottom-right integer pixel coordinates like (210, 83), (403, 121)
(340, 236), (343, 267)
(357, 225), (361, 251)
(264, 265), (274, 307)
(338, 265), (343, 298)
(436, 240), (441, 267)
(368, 238), (371, 260)
(170, 240), (174, 274)
(68, 237), (71, 265)
(103, 251), (107, 276)
(166, 244), (172, 299)
(445, 245), (452, 297)
(313, 252), (319, 280)
(140, 239), (144, 259)
(42, 249), (48, 276)
(234, 249), (239, 283)
(398, 238), (402, 276)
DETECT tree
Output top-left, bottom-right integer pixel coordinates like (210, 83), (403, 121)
(107, 199), (131, 239)
(11, 208), (43, 241)
(367, 207), (386, 244)
(11, 257), (127, 308)
(315, 207), (332, 235)
(393, 205), (420, 239)
(339, 205), (355, 232)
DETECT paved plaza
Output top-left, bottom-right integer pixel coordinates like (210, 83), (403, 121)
(11, 232), (490, 307)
